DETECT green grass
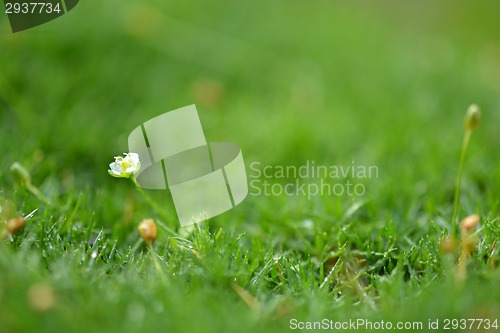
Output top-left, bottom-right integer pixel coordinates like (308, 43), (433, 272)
(1, 1), (500, 332)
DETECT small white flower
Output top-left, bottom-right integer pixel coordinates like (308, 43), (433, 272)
(108, 153), (141, 178)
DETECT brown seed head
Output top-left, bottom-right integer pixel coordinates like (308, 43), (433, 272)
(138, 218), (157, 243)
(6, 216), (26, 235)
(460, 214), (480, 233)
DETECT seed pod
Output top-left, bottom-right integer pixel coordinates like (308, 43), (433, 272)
(464, 104), (480, 131)
(460, 214), (480, 233)
(138, 218), (157, 245)
(6, 216), (26, 235)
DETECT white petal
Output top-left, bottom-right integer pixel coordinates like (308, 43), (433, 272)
(125, 166), (136, 173)
(129, 153), (140, 163)
(134, 162), (141, 173)
(109, 162), (121, 172)
(108, 169), (122, 178)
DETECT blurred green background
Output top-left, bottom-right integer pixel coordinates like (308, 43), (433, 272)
(1, 0), (499, 235)
(1, 0), (499, 196)
(0, 1), (499, 332)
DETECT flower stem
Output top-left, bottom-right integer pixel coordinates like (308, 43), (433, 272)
(26, 183), (50, 204)
(451, 129), (471, 238)
(131, 176), (179, 238)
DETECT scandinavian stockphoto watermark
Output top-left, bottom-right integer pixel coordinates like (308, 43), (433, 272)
(249, 160), (378, 199)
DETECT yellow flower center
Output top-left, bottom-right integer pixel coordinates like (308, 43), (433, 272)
(121, 161), (131, 170)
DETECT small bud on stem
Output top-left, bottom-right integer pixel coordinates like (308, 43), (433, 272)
(456, 214), (480, 284)
(464, 104), (480, 131)
(10, 163), (32, 187)
(6, 216), (26, 234)
(10, 163), (50, 204)
(451, 105), (481, 238)
(460, 214), (479, 233)
(138, 218), (157, 247)
(1, 216), (27, 239)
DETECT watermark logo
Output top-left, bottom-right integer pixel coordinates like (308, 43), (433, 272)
(128, 105), (248, 227)
(3, 0), (79, 32)
(249, 160), (378, 199)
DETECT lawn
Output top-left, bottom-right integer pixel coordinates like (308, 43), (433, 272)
(1, 1), (499, 332)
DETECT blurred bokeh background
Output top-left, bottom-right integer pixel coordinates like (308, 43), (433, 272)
(1, 0), (499, 228)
